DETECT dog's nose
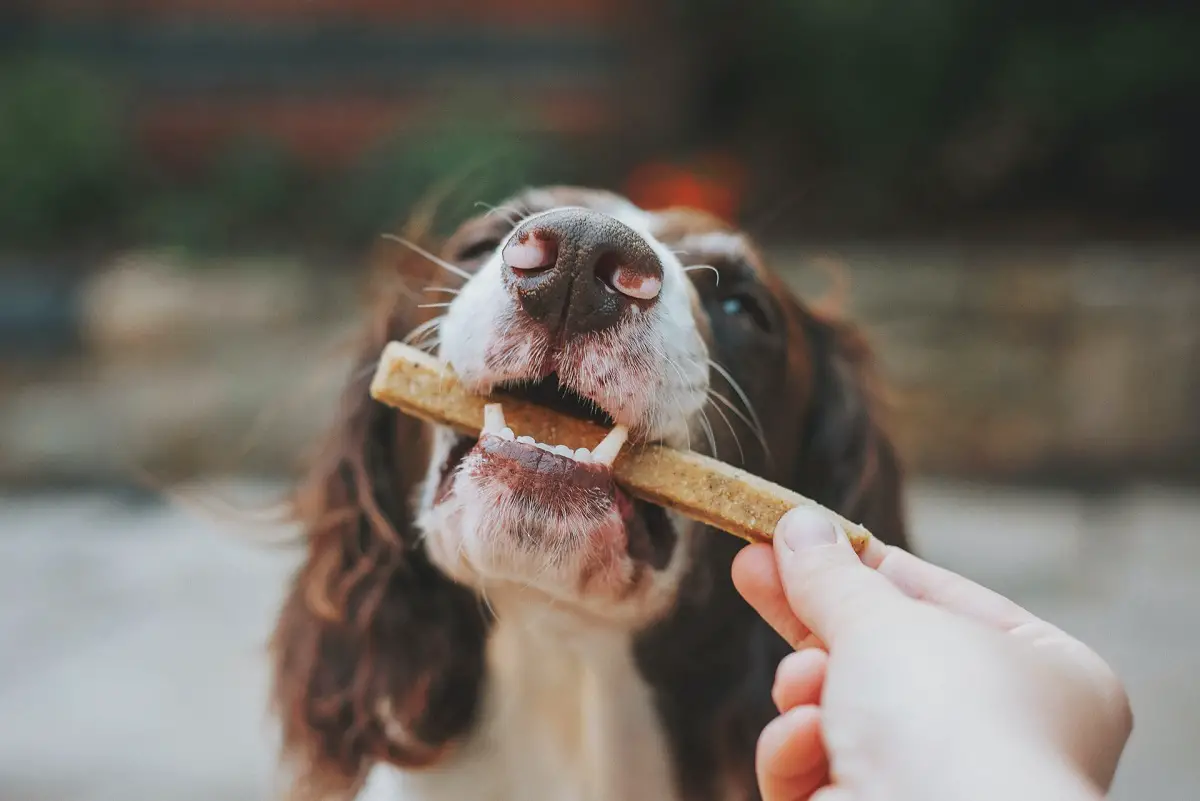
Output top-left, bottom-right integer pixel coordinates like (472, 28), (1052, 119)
(500, 208), (663, 336)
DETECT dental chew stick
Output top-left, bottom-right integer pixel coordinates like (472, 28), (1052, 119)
(369, 341), (872, 552)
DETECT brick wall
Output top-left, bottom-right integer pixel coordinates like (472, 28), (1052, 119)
(21, 0), (651, 170)
(34, 0), (621, 24)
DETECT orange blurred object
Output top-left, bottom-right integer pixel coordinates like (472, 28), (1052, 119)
(625, 154), (745, 222)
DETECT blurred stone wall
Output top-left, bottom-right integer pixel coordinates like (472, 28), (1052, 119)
(0, 252), (361, 488)
(2, 247), (1197, 488)
(782, 246), (1200, 485)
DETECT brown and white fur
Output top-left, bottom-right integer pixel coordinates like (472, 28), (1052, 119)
(270, 186), (910, 801)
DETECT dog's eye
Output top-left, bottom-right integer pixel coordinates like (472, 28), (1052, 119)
(721, 293), (772, 332)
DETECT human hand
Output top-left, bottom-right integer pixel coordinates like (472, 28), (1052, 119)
(732, 509), (1133, 801)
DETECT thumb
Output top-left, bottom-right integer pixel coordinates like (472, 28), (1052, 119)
(773, 507), (908, 646)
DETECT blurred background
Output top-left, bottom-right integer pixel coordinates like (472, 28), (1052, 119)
(1, 1), (1197, 800)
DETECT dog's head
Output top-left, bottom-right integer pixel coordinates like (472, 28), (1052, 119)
(271, 186), (908, 799)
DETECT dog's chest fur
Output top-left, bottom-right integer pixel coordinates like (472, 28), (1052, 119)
(358, 603), (680, 801)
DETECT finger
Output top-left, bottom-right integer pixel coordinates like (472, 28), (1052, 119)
(767, 762), (829, 801)
(773, 508), (909, 646)
(756, 705), (829, 801)
(867, 541), (1040, 633)
(773, 649), (829, 712)
(732, 543), (818, 649)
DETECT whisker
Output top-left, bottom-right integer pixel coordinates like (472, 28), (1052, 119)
(663, 359), (694, 453)
(423, 286), (460, 296)
(477, 584), (497, 621)
(475, 200), (525, 225)
(707, 359), (766, 444)
(403, 316), (444, 345)
(708, 389), (771, 460)
(345, 359), (382, 386)
(706, 394), (745, 464)
(381, 234), (472, 281)
(682, 264), (719, 285)
(698, 409), (719, 461)
(416, 302), (455, 309)
(387, 275), (425, 306)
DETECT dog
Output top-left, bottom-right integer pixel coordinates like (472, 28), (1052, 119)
(270, 186), (910, 801)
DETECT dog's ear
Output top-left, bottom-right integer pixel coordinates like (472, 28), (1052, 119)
(793, 309), (910, 550)
(270, 245), (490, 800)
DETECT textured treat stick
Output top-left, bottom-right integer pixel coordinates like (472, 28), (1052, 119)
(369, 341), (872, 552)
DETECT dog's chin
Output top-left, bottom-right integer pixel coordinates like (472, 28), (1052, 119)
(418, 433), (683, 625)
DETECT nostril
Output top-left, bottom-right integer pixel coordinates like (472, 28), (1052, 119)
(502, 232), (557, 273)
(613, 265), (662, 300)
(594, 252), (622, 295)
(596, 252), (662, 301)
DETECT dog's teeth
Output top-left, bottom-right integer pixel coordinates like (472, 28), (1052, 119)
(517, 435), (535, 445)
(535, 442), (552, 452)
(500, 427), (515, 441)
(483, 403), (506, 435)
(574, 447), (591, 462)
(591, 425), (628, 466)
(553, 444), (573, 458)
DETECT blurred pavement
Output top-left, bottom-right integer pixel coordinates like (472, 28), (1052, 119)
(1, 479), (1197, 801)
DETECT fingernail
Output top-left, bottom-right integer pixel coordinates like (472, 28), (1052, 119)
(777, 508), (837, 552)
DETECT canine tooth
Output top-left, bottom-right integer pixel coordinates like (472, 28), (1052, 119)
(500, 427), (515, 441)
(536, 442), (552, 452)
(574, 448), (591, 462)
(518, 435), (535, 445)
(591, 425), (628, 466)
(483, 403), (506, 435)
(553, 444), (574, 458)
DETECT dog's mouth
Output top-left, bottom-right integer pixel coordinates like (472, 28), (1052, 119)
(470, 398), (629, 504)
(428, 373), (678, 583)
(498, 372), (617, 429)
(433, 372), (626, 503)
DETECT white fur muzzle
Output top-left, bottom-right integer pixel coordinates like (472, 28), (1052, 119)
(371, 195), (719, 801)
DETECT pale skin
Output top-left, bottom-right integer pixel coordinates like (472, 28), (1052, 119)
(731, 508), (1134, 801)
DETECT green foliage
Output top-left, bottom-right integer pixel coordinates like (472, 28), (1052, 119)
(0, 57), (571, 255)
(132, 136), (305, 255)
(681, 1), (1199, 217)
(0, 58), (132, 247)
(772, 0), (967, 168)
(5, 4), (1195, 254)
(130, 108), (573, 254)
(335, 110), (572, 244)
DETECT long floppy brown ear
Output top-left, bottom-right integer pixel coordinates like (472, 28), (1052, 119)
(269, 243), (490, 801)
(793, 308), (911, 551)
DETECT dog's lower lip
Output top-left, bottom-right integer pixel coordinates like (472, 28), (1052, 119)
(434, 429), (675, 569)
(462, 433), (623, 522)
(434, 402), (631, 508)
(476, 435), (612, 493)
(481, 403), (628, 466)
